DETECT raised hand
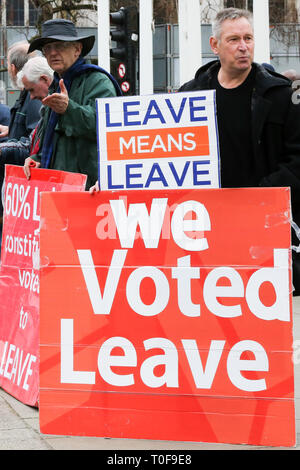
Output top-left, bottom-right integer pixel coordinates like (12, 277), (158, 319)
(42, 79), (69, 114)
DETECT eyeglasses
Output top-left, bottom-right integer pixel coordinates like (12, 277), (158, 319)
(42, 41), (74, 55)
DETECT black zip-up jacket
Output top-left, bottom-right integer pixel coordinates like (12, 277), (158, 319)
(179, 60), (300, 293)
(179, 60), (300, 214)
(8, 89), (41, 141)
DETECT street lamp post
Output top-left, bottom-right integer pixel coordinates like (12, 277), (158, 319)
(139, 0), (154, 95)
(253, 0), (270, 64)
(97, 0), (110, 71)
(178, 0), (202, 86)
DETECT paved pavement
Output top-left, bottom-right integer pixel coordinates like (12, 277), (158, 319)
(1, 297), (300, 451)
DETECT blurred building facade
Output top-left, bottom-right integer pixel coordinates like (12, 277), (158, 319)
(1, 0), (300, 99)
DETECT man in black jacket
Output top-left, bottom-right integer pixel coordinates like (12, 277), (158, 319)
(0, 56), (54, 168)
(0, 42), (42, 244)
(0, 41), (41, 141)
(178, 7), (300, 295)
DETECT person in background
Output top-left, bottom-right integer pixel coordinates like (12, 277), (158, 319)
(23, 19), (121, 190)
(261, 62), (275, 73)
(0, 41), (41, 141)
(0, 104), (10, 143)
(0, 42), (42, 244)
(282, 69), (300, 81)
(0, 56), (54, 169)
(178, 7), (300, 295)
(0, 57), (53, 250)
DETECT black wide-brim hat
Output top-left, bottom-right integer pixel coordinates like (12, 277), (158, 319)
(28, 19), (95, 57)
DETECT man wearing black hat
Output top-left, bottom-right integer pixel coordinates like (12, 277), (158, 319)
(23, 19), (121, 189)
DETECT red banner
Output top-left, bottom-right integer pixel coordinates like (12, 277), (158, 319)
(39, 187), (295, 446)
(0, 165), (87, 406)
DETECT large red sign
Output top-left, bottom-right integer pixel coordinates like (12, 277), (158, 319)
(39, 187), (295, 446)
(0, 165), (87, 406)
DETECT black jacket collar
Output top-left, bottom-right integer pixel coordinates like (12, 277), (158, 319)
(192, 59), (291, 96)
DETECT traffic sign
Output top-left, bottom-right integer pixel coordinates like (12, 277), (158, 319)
(121, 81), (130, 92)
(118, 63), (126, 78)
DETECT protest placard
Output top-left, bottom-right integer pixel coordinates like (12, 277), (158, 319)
(96, 91), (220, 190)
(0, 165), (86, 406)
(39, 187), (295, 446)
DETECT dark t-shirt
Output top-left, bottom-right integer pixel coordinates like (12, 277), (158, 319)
(212, 67), (258, 187)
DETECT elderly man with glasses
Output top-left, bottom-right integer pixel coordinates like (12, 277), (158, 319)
(24, 19), (121, 189)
